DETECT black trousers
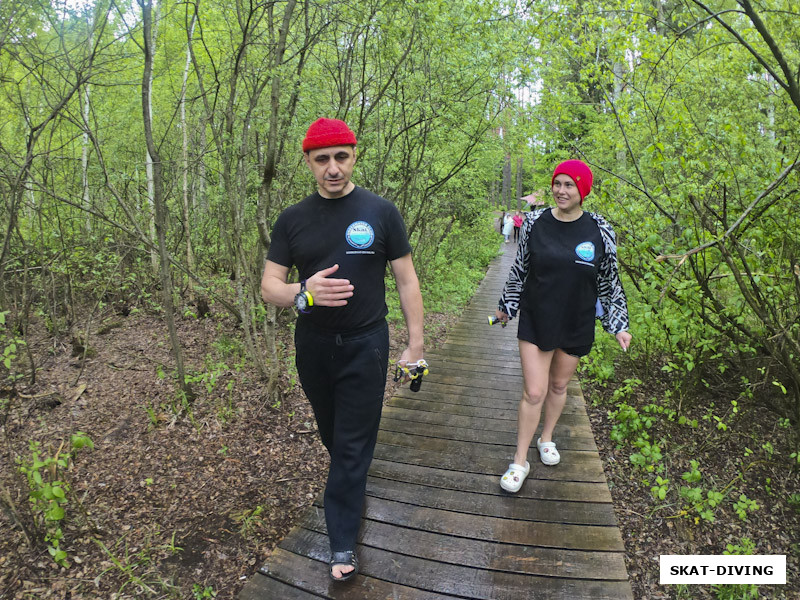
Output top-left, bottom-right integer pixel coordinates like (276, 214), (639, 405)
(294, 318), (389, 553)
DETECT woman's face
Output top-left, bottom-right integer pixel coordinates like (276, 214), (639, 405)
(552, 174), (582, 211)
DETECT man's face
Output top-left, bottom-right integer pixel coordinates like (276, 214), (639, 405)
(304, 145), (356, 198)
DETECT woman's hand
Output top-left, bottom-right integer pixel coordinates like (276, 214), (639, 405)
(495, 310), (510, 324)
(615, 331), (632, 352)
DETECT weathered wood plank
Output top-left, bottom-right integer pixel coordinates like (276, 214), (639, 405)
(363, 476), (618, 526)
(379, 416), (597, 449)
(373, 441), (606, 482)
(354, 494), (625, 551)
(368, 459), (612, 503)
(279, 527), (631, 599)
(259, 546), (458, 599)
(388, 389), (588, 419)
(376, 429), (599, 458)
(239, 570), (322, 600)
(297, 508), (628, 580)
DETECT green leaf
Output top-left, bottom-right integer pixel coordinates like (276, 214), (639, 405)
(46, 505), (65, 521)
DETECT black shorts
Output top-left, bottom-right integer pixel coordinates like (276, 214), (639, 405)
(517, 309), (592, 357)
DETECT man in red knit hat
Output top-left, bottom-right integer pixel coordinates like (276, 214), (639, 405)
(261, 118), (425, 582)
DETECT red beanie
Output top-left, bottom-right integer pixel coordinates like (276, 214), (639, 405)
(552, 159), (593, 204)
(302, 118), (357, 152)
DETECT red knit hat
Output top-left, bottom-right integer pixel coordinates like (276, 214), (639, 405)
(302, 118), (357, 152)
(552, 159), (593, 204)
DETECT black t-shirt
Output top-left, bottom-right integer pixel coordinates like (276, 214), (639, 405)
(267, 186), (412, 332)
(521, 209), (605, 350)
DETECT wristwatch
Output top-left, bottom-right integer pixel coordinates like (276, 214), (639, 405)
(294, 280), (313, 313)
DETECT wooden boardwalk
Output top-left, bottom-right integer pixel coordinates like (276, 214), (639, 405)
(240, 244), (633, 599)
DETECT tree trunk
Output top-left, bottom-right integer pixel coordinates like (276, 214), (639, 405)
(140, 0), (192, 400)
(144, 1), (160, 275)
(502, 155), (511, 209)
(81, 10), (93, 234)
(181, 12), (197, 302)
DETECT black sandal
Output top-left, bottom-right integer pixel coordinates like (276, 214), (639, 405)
(329, 550), (358, 582)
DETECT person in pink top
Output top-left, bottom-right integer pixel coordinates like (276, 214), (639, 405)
(512, 211), (523, 243)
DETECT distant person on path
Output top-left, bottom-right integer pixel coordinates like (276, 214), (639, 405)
(512, 210), (523, 243)
(261, 118), (425, 580)
(502, 212), (514, 243)
(494, 159), (631, 493)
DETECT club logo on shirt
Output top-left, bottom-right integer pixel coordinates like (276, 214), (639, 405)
(346, 221), (375, 249)
(575, 241), (595, 262)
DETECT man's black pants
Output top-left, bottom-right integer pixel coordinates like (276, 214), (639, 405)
(294, 318), (389, 553)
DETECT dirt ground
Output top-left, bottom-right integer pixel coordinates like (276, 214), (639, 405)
(1, 306), (798, 599)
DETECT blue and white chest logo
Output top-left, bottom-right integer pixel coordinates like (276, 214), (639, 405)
(346, 221), (375, 249)
(575, 242), (595, 262)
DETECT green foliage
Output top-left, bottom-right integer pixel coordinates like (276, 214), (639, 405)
(193, 584), (218, 599)
(732, 494), (759, 522)
(232, 505), (265, 539)
(16, 433), (94, 567)
(713, 538), (759, 600)
(0, 311), (26, 385)
(629, 441), (663, 472)
(678, 460), (725, 523)
(608, 401), (652, 447)
(94, 532), (182, 596)
(650, 475), (670, 501)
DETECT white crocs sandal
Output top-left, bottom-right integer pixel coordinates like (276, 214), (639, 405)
(500, 461), (530, 493)
(537, 438), (560, 466)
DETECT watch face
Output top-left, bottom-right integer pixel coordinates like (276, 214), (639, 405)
(295, 293), (309, 312)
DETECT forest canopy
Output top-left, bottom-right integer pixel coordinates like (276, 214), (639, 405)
(1, 0), (798, 418)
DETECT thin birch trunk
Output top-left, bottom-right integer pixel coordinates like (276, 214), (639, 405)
(140, 0), (192, 399)
(145, 1), (160, 275)
(181, 13), (197, 301)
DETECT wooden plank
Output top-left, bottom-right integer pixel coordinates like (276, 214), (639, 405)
(411, 369), (525, 390)
(363, 476), (618, 526)
(239, 571), (322, 600)
(280, 526), (631, 600)
(423, 351), (525, 371)
(317, 496), (624, 551)
(389, 387), (588, 418)
(394, 380), (583, 401)
(397, 380), (529, 400)
(261, 546), (458, 599)
(376, 429), (599, 458)
(383, 396), (590, 428)
(369, 459), (612, 503)
(373, 441), (606, 482)
(297, 509), (628, 580)
(380, 405), (592, 437)
(379, 416), (597, 449)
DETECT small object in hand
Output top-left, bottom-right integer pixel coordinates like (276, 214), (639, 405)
(488, 315), (507, 328)
(393, 359), (429, 392)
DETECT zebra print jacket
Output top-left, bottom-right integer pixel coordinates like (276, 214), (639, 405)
(498, 208), (630, 335)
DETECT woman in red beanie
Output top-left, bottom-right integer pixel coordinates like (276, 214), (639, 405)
(494, 159), (632, 493)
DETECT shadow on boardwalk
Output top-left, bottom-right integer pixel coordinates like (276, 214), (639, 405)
(239, 244), (633, 599)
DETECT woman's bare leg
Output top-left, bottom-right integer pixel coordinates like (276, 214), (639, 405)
(539, 349), (580, 443)
(513, 341), (554, 466)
